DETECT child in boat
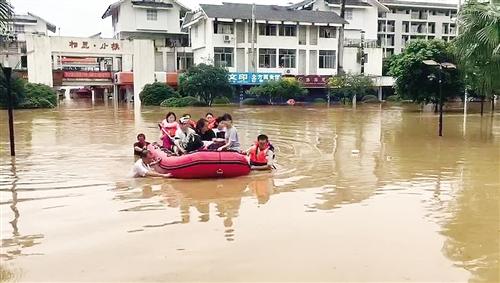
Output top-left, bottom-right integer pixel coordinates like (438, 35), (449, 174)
(159, 112), (177, 150)
(217, 113), (241, 152)
(246, 134), (275, 170)
(133, 133), (150, 156)
(206, 113), (216, 129)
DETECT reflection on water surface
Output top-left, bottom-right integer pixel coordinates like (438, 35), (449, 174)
(0, 100), (498, 282)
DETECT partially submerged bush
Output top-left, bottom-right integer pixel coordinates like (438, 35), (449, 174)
(213, 96), (231, 105)
(19, 83), (57, 108)
(386, 95), (400, 102)
(241, 98), (269, 105)
(362, 94), (379, 103)
(160, 96), (207, 107)
(313, 98), (326, 104)
(140, 82), (178, 106)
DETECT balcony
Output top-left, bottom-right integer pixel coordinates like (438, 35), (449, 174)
(344, 39), (380, 48)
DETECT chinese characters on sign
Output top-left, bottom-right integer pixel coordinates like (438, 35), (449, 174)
(228, 72), (281, 85)
(296, 75), (331, 88)
(68, 40), (120, 51)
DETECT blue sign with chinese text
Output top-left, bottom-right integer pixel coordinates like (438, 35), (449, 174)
(228, 72), (282, 85)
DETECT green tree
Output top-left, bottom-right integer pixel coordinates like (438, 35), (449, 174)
(248, 79), (307, 104)
(388, 40), (463, 106)
(327, 73), (375, 104)
(20, 83), (57, 108)
(178, 64), (233, 106)
(454, 0), (500, 114)
(0, 71), (25, 108)
(140, 82), (178, 106)
(0, 0), (13, 30)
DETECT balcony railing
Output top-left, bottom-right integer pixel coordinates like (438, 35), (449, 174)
(344, 39), (380, 48)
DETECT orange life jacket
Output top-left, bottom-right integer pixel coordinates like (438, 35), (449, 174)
(249, 142), (270, 166)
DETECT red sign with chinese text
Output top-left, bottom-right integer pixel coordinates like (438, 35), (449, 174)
(63, 71), (112, 79)
(296, 75), (331, 88)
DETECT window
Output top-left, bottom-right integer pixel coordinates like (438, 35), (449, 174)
(214, 47), (233, 67)
(319, 50), (336, 69)
(319, 26), (337, 38)
(344, 9), (353, 20)
(259, 49), (277, 68)
(259, 24), (277, 36)
(279, 25), (297, 37)
(279, 49), (296, 68)
(214, 22), (233, 34)
(146, 9), (157, 21)
(13, 25), (24, 34)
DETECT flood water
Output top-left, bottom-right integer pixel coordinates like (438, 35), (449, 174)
(1, 99), (499, 282)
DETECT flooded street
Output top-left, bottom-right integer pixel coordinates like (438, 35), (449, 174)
(1, 100), (498, 282)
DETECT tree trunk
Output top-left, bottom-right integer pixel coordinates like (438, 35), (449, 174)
(439, 101), (444, 136)
(491, 97), (495, 114)
(434, 103), (438, 113)
(480, 96), (484, 116)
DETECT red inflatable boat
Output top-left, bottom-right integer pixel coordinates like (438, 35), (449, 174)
(148, 146), (251, 179)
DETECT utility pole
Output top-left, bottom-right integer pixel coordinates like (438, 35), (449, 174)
(251, 3), (256, 73)
(2, 66), (15, 156)
(337, 0), (347, 75)
(360, 31), (365, 75)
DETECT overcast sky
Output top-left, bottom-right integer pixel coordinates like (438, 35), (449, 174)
(11, 0), (458, 38)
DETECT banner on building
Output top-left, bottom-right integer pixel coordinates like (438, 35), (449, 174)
(296, 75), (331, 88)
(228, 72), (281, 85)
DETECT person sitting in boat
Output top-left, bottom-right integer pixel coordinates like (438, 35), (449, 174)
(206, 113), (216, 129)
(174, 117), (204, 155)
(217, 113), (241, 152)
(195, 118), (216, 143)
(212, 116), (226, 139)
(181, 113), (196, 129)
(159, 112), (178, 150)
(133, 133), (150, 157)
(246, 134), (275, 170)
(132, 149), (171, 178)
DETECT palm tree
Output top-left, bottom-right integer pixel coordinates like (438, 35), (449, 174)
(0, 0), (13, 31)
(454, 0), (500, 114)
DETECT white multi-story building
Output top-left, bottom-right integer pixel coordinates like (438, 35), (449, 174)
(183, 2), (383, 77)
(0, 13), (56, 69)
(290, 0), (389, 44)
(102, 0), (193, 71)
(378, 0), (458, 57)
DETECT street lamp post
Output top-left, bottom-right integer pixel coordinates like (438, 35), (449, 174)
(423, 60), (456, 137)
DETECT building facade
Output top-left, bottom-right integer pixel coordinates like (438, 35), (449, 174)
(183, 2), (383, 77)
(0, 13), (56, 69)
(378, 0), (458, 57)
(102, 0), (194, 72)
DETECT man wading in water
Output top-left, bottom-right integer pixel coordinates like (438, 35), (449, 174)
(131, 150), (171, 178)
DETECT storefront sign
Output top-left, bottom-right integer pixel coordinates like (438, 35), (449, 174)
(67, 40), (120, 51)
(63, 71), (112, 79)
(296, 75), (331, 88)
(228, 72), (281, 85)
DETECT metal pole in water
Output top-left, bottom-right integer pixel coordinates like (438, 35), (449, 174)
(3, 67), (16, 156)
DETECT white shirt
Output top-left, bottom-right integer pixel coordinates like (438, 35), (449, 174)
(132, 159), (151, 178)
(174, 127), (196, 149)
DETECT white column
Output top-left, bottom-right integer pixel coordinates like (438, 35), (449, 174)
(305, 26), (310, 75)
(91, 89), (95, 104)
(162, 50), (168, 72)
(378, 86), (383, 101)
(26, 35), (53, 86)
(133, 39), (155, 111)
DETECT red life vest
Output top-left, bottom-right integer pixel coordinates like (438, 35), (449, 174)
(249, 142), (270, 166)
(161, 120), (178, 137)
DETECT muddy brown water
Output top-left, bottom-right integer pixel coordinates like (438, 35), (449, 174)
(1, 99), (499, 282)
